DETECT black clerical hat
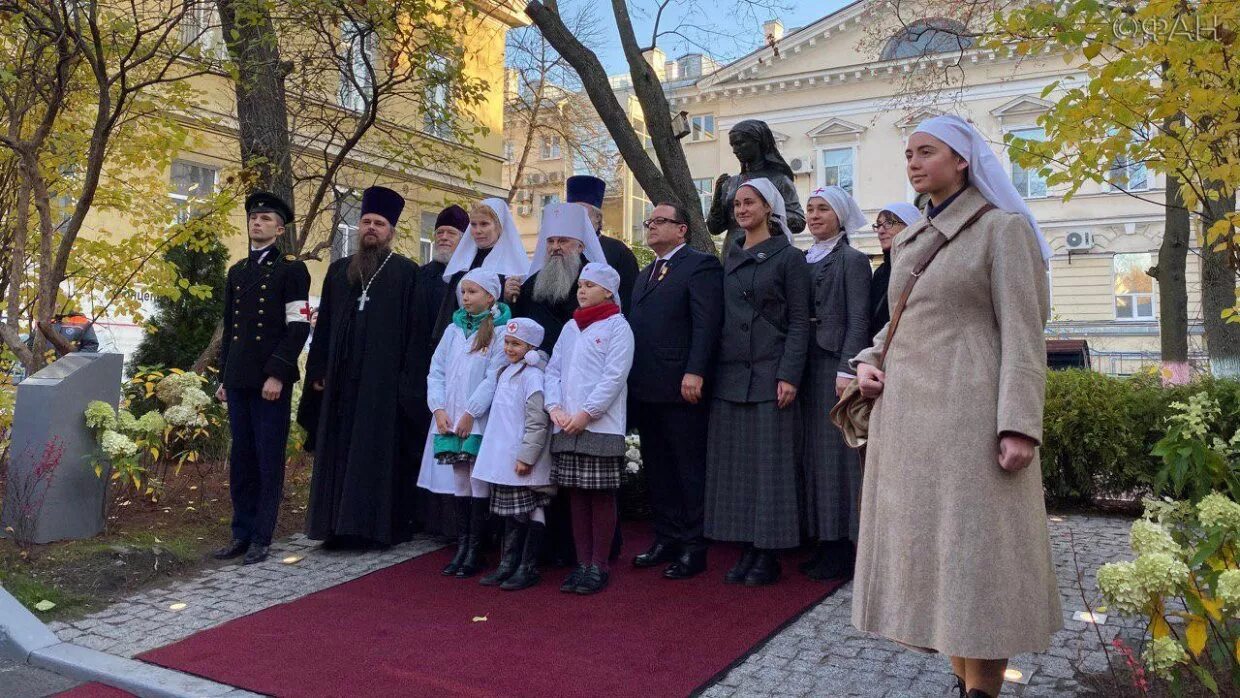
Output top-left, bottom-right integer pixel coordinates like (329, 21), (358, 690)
(434, 204), (469, 232)
(245, 191), (292, 225)
(566, 175), (606, 209)
(361, 186), (405, 228)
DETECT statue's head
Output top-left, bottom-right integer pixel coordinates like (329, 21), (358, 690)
(729, 119), (793, 179)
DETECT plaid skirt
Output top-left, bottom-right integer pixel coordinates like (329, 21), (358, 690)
(704, 398), (802, 549)
(553, 452), (622, 490)
(490, 485), (554, 516)
(801, 346), (861, 542)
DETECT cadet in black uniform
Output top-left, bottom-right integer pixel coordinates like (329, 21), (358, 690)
(213, 191), (311, 565)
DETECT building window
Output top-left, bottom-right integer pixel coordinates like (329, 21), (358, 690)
(331, 189), (361, 261)
(1108, 153), (1149, 192)
(880, 18), (974, 60)
(419, 210), (438, 263)
(503, 140), (515, 161)
(1008, 127), (1048, 198)
(540, 193), (561, 209)
(540, 135), (562, 160)
(694, 177), (713, 216)
(819, 148), (854, 194)
(181, 1), (225, 59)
(339, 21), (375, 112)
(689, 114), (715, 142)
(1114, 253), (1156, 320)
(423, 54), (452, 139)
(169, 160), (217, 224)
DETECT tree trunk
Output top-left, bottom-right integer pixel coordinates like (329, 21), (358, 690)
(524, 1), (715, 253)
(217, 0), (296, 254)
(1200, 187), (1240, 378)
(1154, 164), (1190, 383)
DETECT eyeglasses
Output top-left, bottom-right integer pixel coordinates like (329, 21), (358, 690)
(642, 217), (686, 229)
(872, 220), (897, 231)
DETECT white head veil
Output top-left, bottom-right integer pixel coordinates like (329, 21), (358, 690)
(737, 177), (793, 243)
(912, 115), (1053, 263)
(527, 202), (607, 276)
(808, 186), (868, 235)
(442, 197), (530, 282)
(878, 202), (923, 228)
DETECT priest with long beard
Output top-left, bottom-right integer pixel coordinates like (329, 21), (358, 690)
(305, 185), (423, 549)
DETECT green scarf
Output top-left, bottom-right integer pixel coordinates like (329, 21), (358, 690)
(451, 302), (512, 337)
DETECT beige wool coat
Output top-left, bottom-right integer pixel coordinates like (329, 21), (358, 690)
(849, 186), (1062, 659)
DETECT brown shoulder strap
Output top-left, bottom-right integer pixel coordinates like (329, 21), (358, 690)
(877, 203), (995, 370)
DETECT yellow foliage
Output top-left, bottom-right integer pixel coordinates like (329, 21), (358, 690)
(1186, 617), (1208, 656)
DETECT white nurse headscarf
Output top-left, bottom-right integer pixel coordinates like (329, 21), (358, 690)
(878, 202), (923, 228)
(737, 177), (793, 243)
(808, 186), (868, 235)
(912, 115), (1053, 264)
(527, 202), (607, 276)
(442, 198), (530, 282)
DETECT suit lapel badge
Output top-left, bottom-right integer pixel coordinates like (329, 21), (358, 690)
(756, 251), (768, 261)
(657, 262), (670, 281)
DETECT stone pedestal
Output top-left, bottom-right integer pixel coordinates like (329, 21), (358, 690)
(2, 353), (122, 543)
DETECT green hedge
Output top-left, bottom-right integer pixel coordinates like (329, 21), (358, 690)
(1041, 370), (1240, 505)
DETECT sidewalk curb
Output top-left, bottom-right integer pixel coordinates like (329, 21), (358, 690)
(2, 588), (257, 697)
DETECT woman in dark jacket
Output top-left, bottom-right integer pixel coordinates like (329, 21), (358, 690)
(798, 186), (871, 582)
(869, 202), (921, 339)
(704, 177), (811, 586)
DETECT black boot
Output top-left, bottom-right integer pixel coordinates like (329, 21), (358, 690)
(442, 497), (470, 576)
(952, 675), (966, 698)
(480, 518), (525, 586)
(743, 549), (780, 586)
(724, 545), (758, 584)
(501, 520), (545, 591)
(966, 690), (995, 698)
(797, 541), (828, 574)
(808, 539), (855, 581)
(456, 497), (489, 578)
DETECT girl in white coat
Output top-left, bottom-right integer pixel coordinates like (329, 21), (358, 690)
(545, 263), (635, 595)
(416, 268), (511, 578)
(472, 318), (554, 591)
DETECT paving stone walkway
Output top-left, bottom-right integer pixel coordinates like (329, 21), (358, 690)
(40, 514), (1140, 697)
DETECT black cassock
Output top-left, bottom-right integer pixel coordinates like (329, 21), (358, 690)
(305, 254), (422, 546)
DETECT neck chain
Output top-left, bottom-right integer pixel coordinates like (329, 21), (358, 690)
(357, 251), (393, 311)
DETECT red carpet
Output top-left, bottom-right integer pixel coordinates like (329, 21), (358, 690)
(54, 684), (135, 697)
(124, 529), (841, 697)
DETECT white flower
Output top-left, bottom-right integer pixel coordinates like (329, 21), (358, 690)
(179, 387), (210, 410)
(84, 401), (117, 430)
(1217, 569), (1240, 608)
(1142, 636), (1188, 679)
(136, 411), (166, 435)
(1197, 492), (1240, 532)
(116, 409), (139, 433)
(1130, 519), (1181, 558)
(164, 404), (206, 427)
(624, 448), (641, 462)
(155, 372), (204, 405)
(1132, 552), (1189, 598)
(100, 430), (138, 459)
(625, 461), (640, 474)
(1097, 561), (1146, 615)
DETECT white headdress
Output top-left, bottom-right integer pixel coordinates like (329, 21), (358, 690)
(442, 198), (530, 282)
(878, 202), (923, 227)
(578, 262), (621, 300)
(912, 115), (1053, 263)
(527, 202), (607, 276)
(808, 186), (868, 234)
(737, 178), (793, 243)
(456, 268), (502, 306)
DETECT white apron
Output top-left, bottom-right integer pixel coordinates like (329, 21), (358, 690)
(471, 366), (552, 488)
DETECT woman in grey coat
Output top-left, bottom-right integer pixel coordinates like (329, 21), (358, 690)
(798, 186), (871, 582)
(704, 177), (811, 586)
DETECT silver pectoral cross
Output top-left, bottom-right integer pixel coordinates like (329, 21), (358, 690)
(357, 291), (370, 311)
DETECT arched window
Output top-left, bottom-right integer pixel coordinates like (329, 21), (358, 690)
(881, 19), (974, 60)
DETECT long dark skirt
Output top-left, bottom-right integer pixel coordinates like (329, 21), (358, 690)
(704, 398), (801, 549)
(801, 345), (862, 542)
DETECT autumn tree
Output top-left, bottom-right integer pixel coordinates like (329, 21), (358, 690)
(996, 0), (1240, 377)
(0, 0), (234, 374)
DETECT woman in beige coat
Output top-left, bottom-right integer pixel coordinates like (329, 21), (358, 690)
(852, 115), (1061, 698)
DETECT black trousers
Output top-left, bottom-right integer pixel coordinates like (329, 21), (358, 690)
(633, 400), (708, 551)
(226, 387), (292, 546)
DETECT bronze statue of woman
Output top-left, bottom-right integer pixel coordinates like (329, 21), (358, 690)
(706, 119), (806, 249)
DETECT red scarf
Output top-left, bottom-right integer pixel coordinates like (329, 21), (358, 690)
(572, 301), (620, 330)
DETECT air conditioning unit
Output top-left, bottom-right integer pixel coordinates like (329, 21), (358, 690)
(789, 155), (815, 175)
(1064, 230), (1093, 251)
(549, 171), (563, 183)
(518, 205), (532, 216)
(532, 172), (546, 185)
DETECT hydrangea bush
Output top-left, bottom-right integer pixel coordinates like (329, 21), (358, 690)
(1096, 495), (1240, 691)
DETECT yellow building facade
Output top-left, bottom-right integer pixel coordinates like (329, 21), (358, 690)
(94, 1), (526, 358)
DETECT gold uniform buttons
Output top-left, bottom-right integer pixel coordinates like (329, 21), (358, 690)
(255, 336), (262, 341)
(232, 335), (239, 340)
(257, 322), (263, 328)
(260, 284), (267, 290)
(258, 309), (264, 315)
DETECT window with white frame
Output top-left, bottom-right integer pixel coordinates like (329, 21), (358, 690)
(419, 210), (438, 263)
(181, 1), (225, 59)
(1008, 127), (1048, 198)
(1113, 253), (1156, 320)
(689, 114), (715, 142)
(540, 135), (562, 160)
(1108, 152), (1149, 192)
(423, 54), (452, 139)
(503, 140), (515, 161)
(819, 147), (854, 194)
(694, 177), (713, 215)
(339, 21), (375, 112)
(169, 161), (217, 224)
(331, 189), (362, 261)
(540, 193), (561, 209)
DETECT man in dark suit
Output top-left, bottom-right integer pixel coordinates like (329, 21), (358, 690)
(627, 201), (723, 579)
(214, 191), (311, 565)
